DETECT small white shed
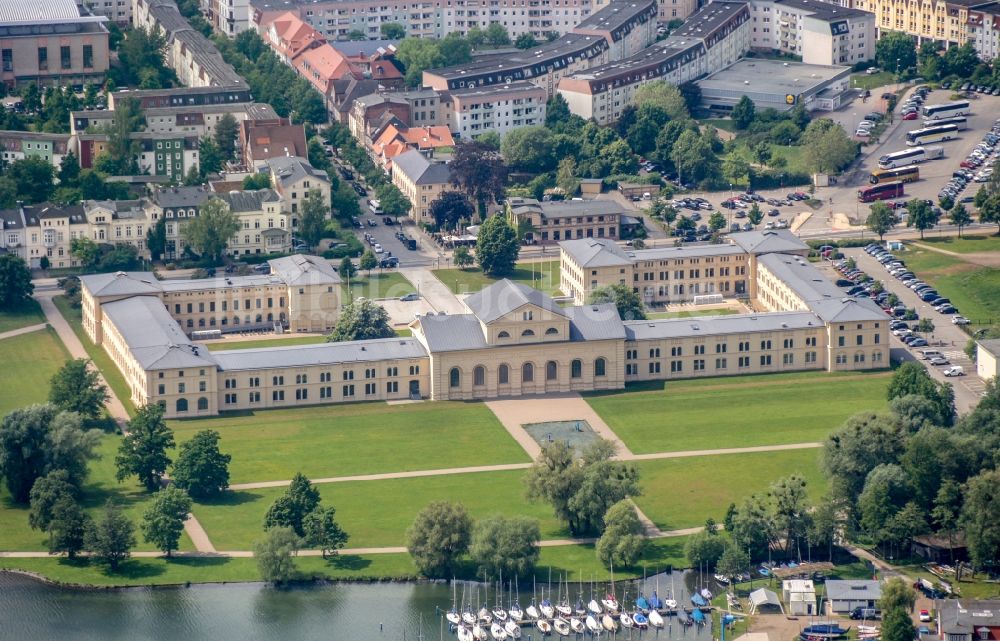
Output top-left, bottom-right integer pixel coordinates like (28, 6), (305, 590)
(782, 579), (817, 616)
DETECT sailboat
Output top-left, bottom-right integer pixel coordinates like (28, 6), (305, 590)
(462, 586), (477, 626)
(457, 625), (474, 641)
(665, 571), (678, 610)
(448, 582), (462, 625)
(535, 618), (552, 635)
(490, 622), (508, 640)
(569, 617), (586, 634)
(602, 561), (620, 613)
(633, 610), (650, 629)
(601, 613), (617, 632)
(526, 577), (540, 621)
(587, 576), (602, 615)
(472, 623), (489, 641)
(552, 618), (571, 637)
(504, 620), (522, 639)
(540, 598), (555, 619)
(649, 608), (665, 628)
(619, 611), (635, 629)
(692, 607), (706, 625)
(586, 614), (601, 634)
(555, 576), (572, 617)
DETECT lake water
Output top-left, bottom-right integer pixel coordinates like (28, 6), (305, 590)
(0, 570), (726, 641)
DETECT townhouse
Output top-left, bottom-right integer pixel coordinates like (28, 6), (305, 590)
(390, 149), (453, 225)
(0, 0), (110, 90)
(264, 155), (332, 222)
(0, 131), (71, 167)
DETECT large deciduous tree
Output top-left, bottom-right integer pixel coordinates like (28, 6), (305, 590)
(86, 500), (136, 571)
(182, 198), (240, 263)
(264, 473), (321, 537)
(906, 198), (938, 238)
(875, 31), (917, 74)
(731, 95), (756, 130)
(115, 404), (175, 492)
(49, 359), (108, 419)
(429, 191), (474, 231)
(254, 526), (301, 585)
(960, 468), (1000, 572)
(596, 500), (645, 569)
(140, 486), (192, 557)
(406, 501), (472, 578)
(327, 297), (394, 342)
(475, 214), (519, 277)
(213, 113), (239, 161)
(304, 505), (349, 558)
(589, 284), (646, 321)
(633, 81), (689, 121)
(866, 202), (896, 241)
(171, 429), (231, 499)
(470, 514), (541, 577)
(0, 254), (34, 311)
(298, 188), (329, 249)
(449, 141), (508, 214)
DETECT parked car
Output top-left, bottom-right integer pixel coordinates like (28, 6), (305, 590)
(943, 366), (965, 377)
(928, 356), (950, 366)
(952, 315), (971, 325)
(399, 292), (420, 301)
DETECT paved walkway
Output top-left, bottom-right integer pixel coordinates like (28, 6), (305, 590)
(229, 462), (533, 490)
(36, 292), (216, 556)
(399, 267), (468, 314)
(486, 393), (635, 459)
(0, 323), (47, 341)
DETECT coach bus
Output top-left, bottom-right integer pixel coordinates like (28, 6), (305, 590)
(877, 146), (944, 169)
(870, 165), (919, 185)
(906, 124), (959, 146)
(858, 181), (905, 202)
(921, 101), (971, 120)
(921, 116), (967, 130)
(368, 199), (383, 214)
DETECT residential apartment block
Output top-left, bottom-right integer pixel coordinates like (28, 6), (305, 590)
(0, 131), (71, 167)
(0, 0), (110, 89)
(447, 82), (548, 139)
(749, 0), (875, 66)
(390, 149), (452, 225)
(82, 0), (132, 26)
(108, 86), (255, 110)
(240, 117), (309, 169)
(968, 4), (1000, 59)
(264, 155), (332, 221)
(202, 0), (251, 36)
(844, 0), (984, 47)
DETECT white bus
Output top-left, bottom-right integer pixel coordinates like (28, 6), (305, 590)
(368, 199), (383, 214)
(906, 124), (959, 146)
(921, 116), (967, 130)
(877, 146), (944, 169)
(921, 101), (971, 120)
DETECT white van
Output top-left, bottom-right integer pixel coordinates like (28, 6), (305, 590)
(943, 365), (965, 377)
(920, 349), (942, 360)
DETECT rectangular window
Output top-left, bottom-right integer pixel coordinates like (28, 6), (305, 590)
(343, 384), (355, 397)
(760, 355), (772, 366)
(272, 390), (285, 401)
(693, 359), (705, 371)
(857, 335), (864, 346)
(365, 382), (376, 395)
(38, 47), (47, 71)
(715, 358), (727, 369)
(838, 336), (845, 347)
(60, 46), (71, 69)
(2, 49), (12, 72)
(83, 45), (93, 68)
(783, 353), (794, 365)
(387, 381), (398, 393)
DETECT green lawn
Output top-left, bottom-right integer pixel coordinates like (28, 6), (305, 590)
(701, 118), (737, 133)
(633, 448), (827, 532)
(342, 271), (415, 300)
(587, 371), (890, 454)
(205, 335), (327, 351)
(193, 469), (567, 550)
(0, 328), (69, 417)
(901, 245), (1000, 323)
(646, 308), (737, 319)
(850, 72), (895, 91)
(433, 261), (562, 296)
(169, 402), (529, 484)
(53, 295), (136, 417)
(0, 299), (45, 333)
(538, 536), (690, 581)
(769, 144), (807, 168)
(917, 234), (1000, 254)
(0, 435), (193, 552)
(0, 553), (420, 586)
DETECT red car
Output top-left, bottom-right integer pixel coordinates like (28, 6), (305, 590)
(961, 159), (981, 169)
(902, 111), (919, 120)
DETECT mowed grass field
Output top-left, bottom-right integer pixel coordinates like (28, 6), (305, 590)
(343, 271), (415, 300)
(0, 436), (193, 552)
(901, 244), (1000, 323)
(0, 299), (45, 333)
(204, 335), (327, 351)
(192, 469), (566, 550)
(633, 448), (826, 532)
(434, 260), (561, 296)
(647, 308), (737, 319)
(918, 234), (1000, 254)
(0, 328), (69, 417)
(169, 402), (530, 484)
(587, 371), (890, 454)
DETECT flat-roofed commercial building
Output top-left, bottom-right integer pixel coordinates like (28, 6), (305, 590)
(698, 57), (851, 112)
(0, 0), (110, 89)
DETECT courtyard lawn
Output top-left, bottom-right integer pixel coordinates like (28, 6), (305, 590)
(0, 435), (193, 552)
(0, 328), (69, 417)
(0, 299), (45, 333)
(53, 295), (136, 417)
(700, 118), (737, 133)
(900, 245), (1000, 324)
(646, 308), (737, 319)
(633, 448), (827, 532)
(850, 71), (895, 91)
(587, 371), (890, 454)
(917, 234), (1000, 254)
(343, 271), (415, 300)
(192, 469), (567, 550)
(433, 260), (561, 296)
(205, 335), (327, 351)
(169, 402), (530, 484)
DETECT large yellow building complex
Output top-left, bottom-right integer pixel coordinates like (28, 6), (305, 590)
(80, 230), (889, 418)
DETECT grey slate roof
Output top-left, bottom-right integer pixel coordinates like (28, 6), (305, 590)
(824, 580), (882, 602)
(729, 229), (809, 254)
(216, 188), (281, 212)
(632, 244), (744, 261)
(559, 238), (633, 268)
(508, 197), (623, 220)
(101, 296), (217, 370)
(151, 185), (214, 209)
(156, 273), (285, 293)
(267, 254), (341, 286)
(416, 314), (489, 352)
(328, 39), (399, 58)
(266, 156), (330, 188)
(939, 600), (1000, 635)
(465, 279), (568, 324)
(212, 336), (427, 371)
(565, 303), (627, 340)
(757, 253), (886, 322)
(624, 311), (824, 341)
(391, 150), (452, 185)
(80, 271), (163, 297)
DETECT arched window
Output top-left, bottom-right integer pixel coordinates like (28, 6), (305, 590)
(498, 330), (510, 338)
(522, 362), (534, 383)
(473, 365), (486, 386)
(499, 364), (510, 385)
(595, 357), (607, 377)
(545, 327), (559, 335)
(449, 367), (460, 388)
(546, 361), (557, 381)
(197, 397), (209, 410)
(521, 329), (535, 337)
(571, 359), (583, 378)
(176, 398), (188, 413)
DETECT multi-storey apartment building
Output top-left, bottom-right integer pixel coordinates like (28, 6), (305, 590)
(845, 0), (986, 46)
(749, 0), (875, 66)
(968, 3), (1000, 59)
(557, 1), (751, 124)
(0, 0), (110, 89)
(390, 149), (453, 225)
(0, 131), (72, 168)
(507, 198), (624, 245)
(215, 188), (292, 256)
(447, 82), (547, 139)
(202, 0), (251, 36)
(81, 0), (132, 26)
(240, 117), (309, 169)
(265, 156), (331, 222)
(108, 86), (255, 110)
